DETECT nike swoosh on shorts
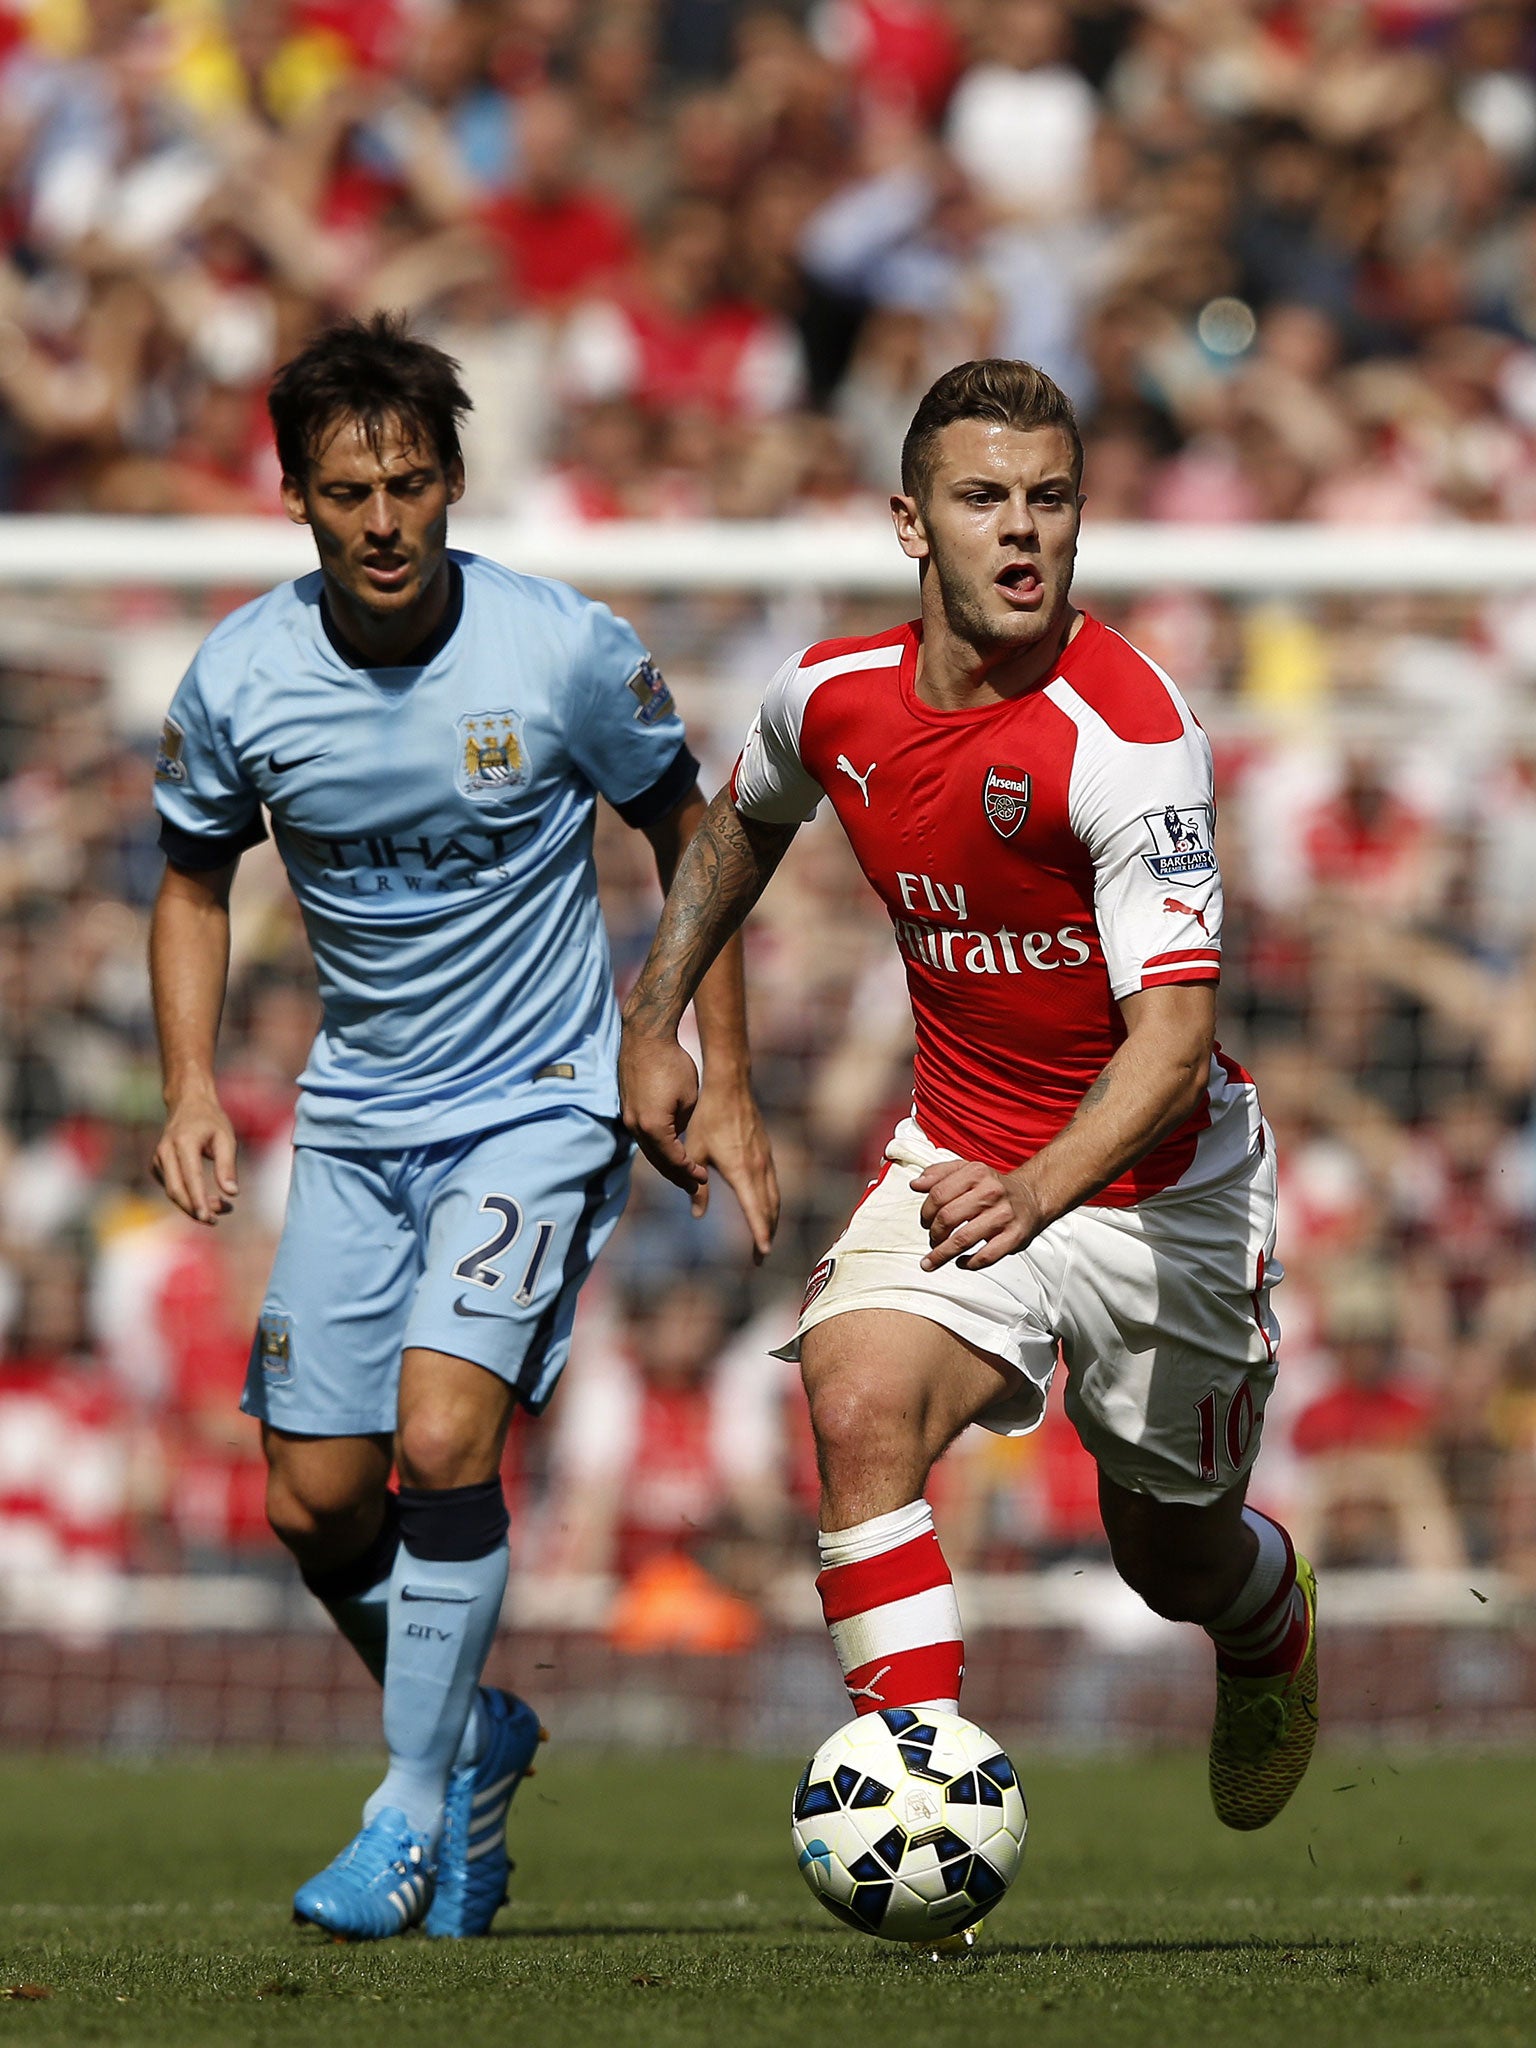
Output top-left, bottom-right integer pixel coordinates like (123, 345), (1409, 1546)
(452, 1296), (502, 1321)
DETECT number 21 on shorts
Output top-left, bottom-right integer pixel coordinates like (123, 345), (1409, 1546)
(454, 1194), (558, 1304)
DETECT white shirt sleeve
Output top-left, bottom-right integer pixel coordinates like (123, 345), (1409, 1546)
(1061, 684), (1224, 999)
(728, 648), (827, 824)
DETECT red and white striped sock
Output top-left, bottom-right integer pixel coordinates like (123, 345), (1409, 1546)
(816, 1501), (964, 1716)
(1207, 1507), (1308, 1678)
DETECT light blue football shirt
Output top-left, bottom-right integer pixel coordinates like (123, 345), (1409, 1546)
(153, 550), (695, 1149)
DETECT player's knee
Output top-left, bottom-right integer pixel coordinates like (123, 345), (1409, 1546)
(264, 1466), (376, 1562)
(806, 1372), (912, 1475)
(395, 1409), (489, 1491)
(1112, 1547), (1227, 1625)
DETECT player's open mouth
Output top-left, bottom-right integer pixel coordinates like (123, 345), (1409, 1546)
(361, 555), (412, 591)
(995, 564), (1042, 606)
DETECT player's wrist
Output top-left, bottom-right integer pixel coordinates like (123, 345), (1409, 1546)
(162, 1068), (222, 1113)
(1003, 1164), (1061, 1236)
(696, 1046), (752, 1090)
(618, 993), (685, 1044)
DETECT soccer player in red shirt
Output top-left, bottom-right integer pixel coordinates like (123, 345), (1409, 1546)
(619, 359), (1318, 1832)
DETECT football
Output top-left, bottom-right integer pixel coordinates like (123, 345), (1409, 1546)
(791, 1708), (1027, 1943)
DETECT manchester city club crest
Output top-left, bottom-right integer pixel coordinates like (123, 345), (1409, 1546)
(1140, 804), (1216, 880)
(257, 1310), (294, 1383)
(983, 766), (1031, 840)
(456, 710), (529, 799)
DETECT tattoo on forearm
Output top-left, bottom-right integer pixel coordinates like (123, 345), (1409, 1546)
(624, 793), (795, 1033)
(1071, 1067), (1114, 1122)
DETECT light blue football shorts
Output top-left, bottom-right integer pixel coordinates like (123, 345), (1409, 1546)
(243, 1106), (633, 1438)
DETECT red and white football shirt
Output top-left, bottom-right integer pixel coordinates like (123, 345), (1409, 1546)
(731, 612), (1259, 1205)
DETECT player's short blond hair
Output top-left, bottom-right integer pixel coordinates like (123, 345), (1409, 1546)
(900, 359), (1083, 503)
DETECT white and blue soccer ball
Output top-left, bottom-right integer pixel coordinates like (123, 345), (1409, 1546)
(791, 1708), (1026, 1943)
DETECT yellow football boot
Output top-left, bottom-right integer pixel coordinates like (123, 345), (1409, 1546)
(916, 1921), (984, 1960)
(1209, 1554), (1319, 1831)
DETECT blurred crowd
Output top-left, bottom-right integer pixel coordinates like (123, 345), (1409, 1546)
(2, 0), (1536, 1636)
(4, 0), (1536, 521)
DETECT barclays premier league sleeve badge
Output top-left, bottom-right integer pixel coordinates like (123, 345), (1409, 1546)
(626, 658), (674, 726)
(155, 716), (188, 783)
(1140, 804), (1216, 880)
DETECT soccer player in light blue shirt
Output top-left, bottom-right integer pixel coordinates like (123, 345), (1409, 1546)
(148, 315), (776, 1941)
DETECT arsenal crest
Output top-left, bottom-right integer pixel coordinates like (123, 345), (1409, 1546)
(800, 1255), (837, 1315)
(983, 766), (1031, 840)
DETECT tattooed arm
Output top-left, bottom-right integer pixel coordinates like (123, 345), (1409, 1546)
(641, 785), (778, 1258)
(913, 984), (1217, 1272)
(620, 789), (799, 1222)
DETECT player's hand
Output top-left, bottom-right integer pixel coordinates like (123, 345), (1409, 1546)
(688, 1076), (780, 1263)
(911, 1158), (1045, 1272)
(618, 1030), (710, 1206)
(152, 1089), (240, 1226)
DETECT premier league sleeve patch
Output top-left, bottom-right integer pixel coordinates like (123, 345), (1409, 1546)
(1140, 804), (1216, 880)
(155, 716), (188, 783)
(625, 658), (674, 726)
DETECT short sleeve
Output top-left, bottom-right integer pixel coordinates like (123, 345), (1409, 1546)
(729, 650), (826, 824)
(1070, 709), (1223, 999)
(152, 655), (266, 869)
(567, 599), (696, 825)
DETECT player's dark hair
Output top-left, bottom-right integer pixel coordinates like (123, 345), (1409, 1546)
(267, 311), (472, 482)
(900, 359), (1082, 502)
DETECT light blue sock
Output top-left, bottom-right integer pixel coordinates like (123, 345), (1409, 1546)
(302, 1500), (483, 1771)
(322, 1574), (486, 1772)
(362, 1482), (509, 1843)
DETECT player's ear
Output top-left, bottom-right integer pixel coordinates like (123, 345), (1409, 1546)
(891, 491), (929, 562)
(445, 458), (466, 506)
(280, 473), (311, 527)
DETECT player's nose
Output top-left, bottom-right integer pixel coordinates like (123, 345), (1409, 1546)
(998, 490), (1039, 546)
(362, 492), (400, 537)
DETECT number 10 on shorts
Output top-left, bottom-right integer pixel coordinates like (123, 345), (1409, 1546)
(1194, 1382), (1255, 1484)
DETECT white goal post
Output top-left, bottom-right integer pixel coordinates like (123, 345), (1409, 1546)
(0, 516), (1532, 592)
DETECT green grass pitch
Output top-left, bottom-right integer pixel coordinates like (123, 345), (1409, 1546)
(0, 1750), (1532, 2047)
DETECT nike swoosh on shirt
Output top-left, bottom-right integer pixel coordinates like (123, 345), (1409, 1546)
(268, 750), (326, 773)
(452, 1296), (503, 1321)
(399, 1586), (475, 1604)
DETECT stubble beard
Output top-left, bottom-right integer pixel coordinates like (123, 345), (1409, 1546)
(313, 504), (449, 623)
(929, 541), (1063, 661)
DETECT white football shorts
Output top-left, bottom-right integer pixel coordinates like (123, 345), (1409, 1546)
(777, 1116), (1281, 1506)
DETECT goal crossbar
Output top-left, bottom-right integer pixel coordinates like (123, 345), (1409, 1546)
(0, 517), (1527, 592)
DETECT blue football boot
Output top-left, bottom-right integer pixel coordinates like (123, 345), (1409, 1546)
(423, 1688), (545, 1938)
(292, 1808), (435, 1941)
